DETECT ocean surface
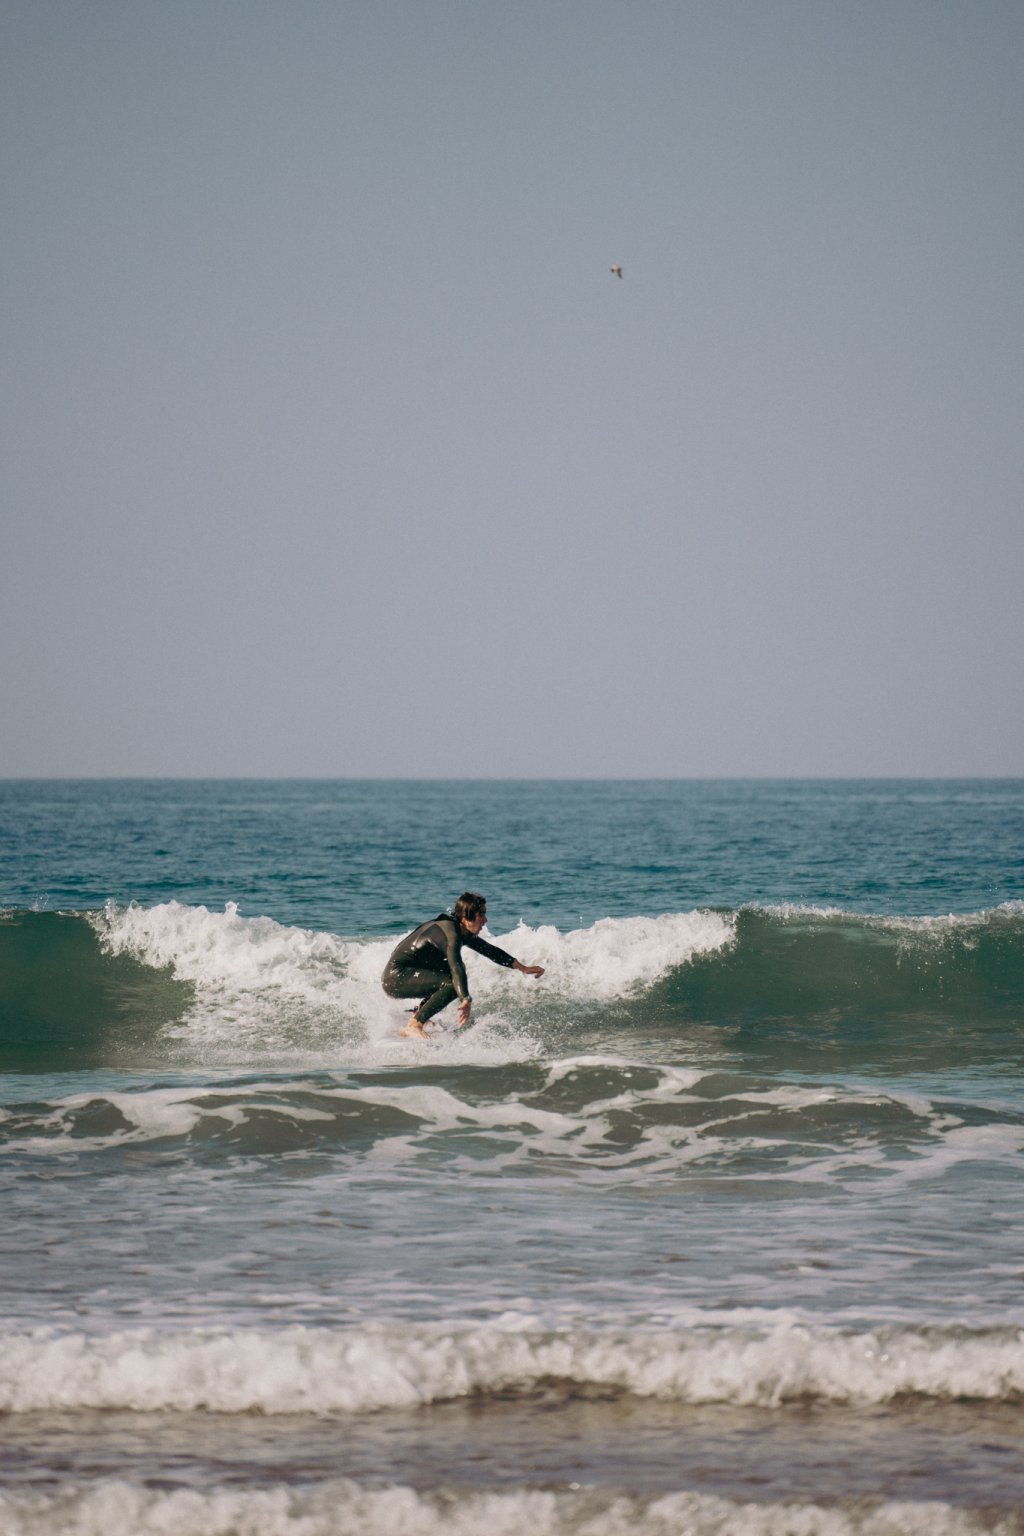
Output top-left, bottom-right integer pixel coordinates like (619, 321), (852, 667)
(1, 778), (1023, 1535)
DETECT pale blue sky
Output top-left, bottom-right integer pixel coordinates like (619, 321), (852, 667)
(3, 0), (1022, 775)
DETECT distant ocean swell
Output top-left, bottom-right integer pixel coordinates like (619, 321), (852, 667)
(2, 902), (1022, 1066)
(4, 1480), (1021, 1536)
(2, 1320), (1023, 1414)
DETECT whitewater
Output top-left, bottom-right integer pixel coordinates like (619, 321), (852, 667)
(1, 778), (1023, 1533)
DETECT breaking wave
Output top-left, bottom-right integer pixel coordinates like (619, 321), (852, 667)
(1, 901), (1022, 1069)
(1, 1319), (1022, 1415)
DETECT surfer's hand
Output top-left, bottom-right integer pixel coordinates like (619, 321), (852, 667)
(517, 963), (545, 979)
(457, 998), (472, 1028)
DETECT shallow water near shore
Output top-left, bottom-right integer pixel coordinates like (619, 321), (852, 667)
(5, 1398), (1024, 1505)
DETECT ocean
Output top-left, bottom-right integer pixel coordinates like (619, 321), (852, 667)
(1, 777), (1023, 1535)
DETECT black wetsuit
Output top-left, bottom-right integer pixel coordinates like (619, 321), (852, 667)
(381, 913), (517, 1023)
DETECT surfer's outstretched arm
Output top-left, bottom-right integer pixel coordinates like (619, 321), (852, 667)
(456, 927), (545, 1025)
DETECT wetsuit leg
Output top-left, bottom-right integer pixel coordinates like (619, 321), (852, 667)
(381, 964), (457, 1023)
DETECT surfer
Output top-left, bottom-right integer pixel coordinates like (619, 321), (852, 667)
(382, 892), (544, 1038)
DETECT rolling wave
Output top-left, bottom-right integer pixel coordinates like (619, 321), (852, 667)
(1, 1319), (1022, 1414)
(1, 902), (1022, 1070)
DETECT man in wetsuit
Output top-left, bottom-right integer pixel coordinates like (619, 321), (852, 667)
(382, 891), (544, 1039)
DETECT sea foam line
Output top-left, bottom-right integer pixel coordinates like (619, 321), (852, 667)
(1, 1321), (1022, 1415)
(0, 1479), (1019, 1536)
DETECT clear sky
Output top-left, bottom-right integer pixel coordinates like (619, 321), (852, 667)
(2, 0), (1022, 777)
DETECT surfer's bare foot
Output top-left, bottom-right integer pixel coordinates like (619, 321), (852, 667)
(399, 1017), (428, 1039)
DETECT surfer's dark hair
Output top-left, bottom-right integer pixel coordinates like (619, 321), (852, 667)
(453, 892), (487, 924)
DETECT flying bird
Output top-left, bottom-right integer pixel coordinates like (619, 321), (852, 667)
(610, 265), (623, 279)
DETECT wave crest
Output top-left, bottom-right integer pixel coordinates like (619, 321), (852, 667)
(2, 902), (1022, 1069)
(2, 1320), (1022, 1415)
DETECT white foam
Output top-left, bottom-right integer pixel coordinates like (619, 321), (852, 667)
(0, 1085), (208, 1154)
(0, 1070), (1010, 1192)
(95, 901), (360, 1011)
(1, 1320), (1021, 1415)
(0, 1480), (1015, 1536)
(90, 903), (735, 1061)
(483, 911), (735, 1002)
(877, 1122), (1024, 1189)
(96, 904), (732, 1011)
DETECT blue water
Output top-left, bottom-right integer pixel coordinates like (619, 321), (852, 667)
(4, 777), (1022, 926)
(1, 779), (1023, 1534)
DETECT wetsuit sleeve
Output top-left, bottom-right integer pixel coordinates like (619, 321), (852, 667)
(439, 918), (472, 1000)
(463, 932), (518, 969)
